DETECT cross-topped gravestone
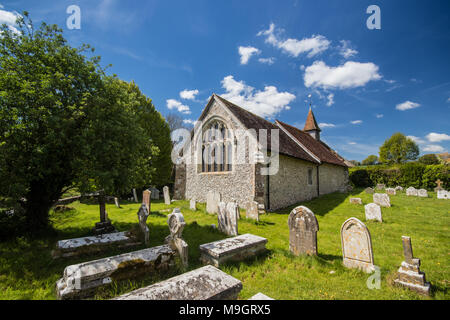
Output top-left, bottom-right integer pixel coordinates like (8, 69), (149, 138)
(288, 206), (319, 256)
(142, 189), (151, 213)
(165, 208), (188, 268)
(93, 190), (115, 234)
(434, 179), (443, 192)
(137, 204), (150, 245)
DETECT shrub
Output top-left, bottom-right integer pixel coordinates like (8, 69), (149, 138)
(349, 169), (372, 187)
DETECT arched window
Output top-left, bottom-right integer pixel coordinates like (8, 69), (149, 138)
(201, 120), (232, 172)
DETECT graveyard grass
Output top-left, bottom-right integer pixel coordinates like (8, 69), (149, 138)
(0, 189), (448, 300)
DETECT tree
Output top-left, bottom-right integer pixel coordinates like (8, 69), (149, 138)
(418, 154), (440, 165)
(349, 160), (361, 167)
(0, 14), (171, 236)
(165, 113), (189, 133)
(362, 155), (378, 166)
(379, 133), (419, 164)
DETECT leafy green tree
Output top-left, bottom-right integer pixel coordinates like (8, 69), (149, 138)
(0, 14), (171, 236)
(379, 133), (419, 164)
(362, 155), (378, 166)
(418, 153), (440, 165)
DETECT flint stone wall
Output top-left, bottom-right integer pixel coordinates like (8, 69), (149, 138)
(113, 265), (243, 300)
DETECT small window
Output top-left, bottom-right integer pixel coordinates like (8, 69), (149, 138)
(307, 168), (313, 185)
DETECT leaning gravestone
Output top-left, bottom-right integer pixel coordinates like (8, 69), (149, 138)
(373, 193), (391, 207)
(246, 201), (259, 221)
(164, 208), (189, 269)
(163, 186), (171, 205)
(394, 236), (431, 295)
(364, 187), (374, 194)
(112, 265), (242, 300)
(417, 189), (428, 198)
(406, 187), (418, 196)
(376, 184), (385, 190)
(349, 198), (363, 205)
(386, 188), (396, 195)
(132, 188), (138, 203)
(217, 202), (239, 236)
(142, 189), (151, 213)
(206, 190), (221, 214)
(288, 206), (319, 256)
(137, 204), (150, 246)
(189, 198), (197, 210)
(340, 217), (375, 273)
(437, 190), (449, 199)
(364, 203), (382, 222)
(114, 197), (121, 208)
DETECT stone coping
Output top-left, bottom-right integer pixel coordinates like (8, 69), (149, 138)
(112, 265), (242, 300)
(56, 231), (132, 250)
(199, 234), (268, 259)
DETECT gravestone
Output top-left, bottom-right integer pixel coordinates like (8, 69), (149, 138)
(132, 188), (138, 203)
(288, 206), (319, 256)
(113, 265), (242, 300)
(364, 203), (382, 222)
(437, 190), (449, 199)
(93, 190), (115, 234)
(137, 204), (150, 246)
(395, 186), (403, 192)
(394, 236), (431, 295)
(349, 198), (363, 205)
(417, 189), (428, 198)
(248, 293), (275, 300)
(373, 193), (390, 207)
(386, 188), (396, 195)
(217, 202), (239, 236)
(340, 217), (375, 273)
(246, 201), (259, 221)
(434, 179), (443, 192)
(114, 197), (121, 208)
(164, 208), (188, 268)
(206, 190), (221, 214)
(189, 198), (197, 210)
(142, 189), (151, 212)
(406, 187), (418, 196)
(150, 187), (160, 200)
(364, 187), (374, 194)
(376, 184), (385, 190)
(163, 186), (171, 205)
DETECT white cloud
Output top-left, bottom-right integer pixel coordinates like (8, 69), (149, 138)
(348, 142), (357, 145)
(319, 122), (336, 128)
(447, 97), (450, 103)
(166, 99), (191, 114)
(407, 135), (426, 144)
(326, 93), (334, 106)
(183, 119), (197, 126)
(376, 114), (383, 118)
(0, 7), (20, 33)
(351, 120), (362, 124)
(338, 40), (358, 59)
(423, 144), (444, 152)
(257, 23), (330, 58)
(0, 4), (4, 9)
(426, 132), (450, 143)
(396, 101), (420, 111)
(238, 46), (260, 65)
(220, 75), (295, 118)
(258, 57), (275, 65)
(179, 89), (199, 100)
(304, 61), (381, 89)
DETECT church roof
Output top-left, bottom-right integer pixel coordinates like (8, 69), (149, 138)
(303, 108), (321, 132)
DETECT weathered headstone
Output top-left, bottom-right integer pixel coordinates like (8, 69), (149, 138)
(434, 179), (443, 192)
(395, 186), (403, 192)
(132, 188), (138, 203)
(137, 204), (150, 246)
(364, 187), (374, 194)
(189, 198), (197, 210)
(163, 186), (170, 205)
(288, 206), (319, 256)
(437, 189), (449, 199)
(349, 198), (363, 205)
(373, 193), (390, 207)
(93, 190), (115, 234)
(386, 188), (396, 195)
(217, 202), (239, 236)
(394, 236), (431, 295)
(142, 189), (151, 212)
(112, 265), (243, 300)
(246, 201), (259, 221)
(114, 197), (121, 208)
(150, 187), (160, 200)
(340, 217), (375, 273)
(248, 293), (275, 300)
(364, 203), (382, 222)
(164, 208), (188, 268)
(376, 184), (385, 190)
(206, 190), (221, 214)
(406, 187), (418, 196)
(417, 189), (428, 198)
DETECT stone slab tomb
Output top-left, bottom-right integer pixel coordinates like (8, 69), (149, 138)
(340, 218), (375, 273)
(113, 265), (242, 300)
(373, 193), (391, 207)
(349, 198), (363, 205)
(386, 188), (396, 195)
(417, 189), (428, 198)
(288, 206), (319, 256)
(364, 203), (382, 222)
(394, 236), (431, 295)
(217, 202), (239, 236)
(206, 190), (221, 214)
(199, 233), (268, 267)
(246, 201), (259, 221)
(163, 186), (171, 205)
(406, 187), (418, 196)
(437, 190), (449, 199)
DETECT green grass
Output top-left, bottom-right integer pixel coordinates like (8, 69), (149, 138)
(0, 189), (448, 300)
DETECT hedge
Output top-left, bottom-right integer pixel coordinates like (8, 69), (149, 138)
(349, 163), (449, 190)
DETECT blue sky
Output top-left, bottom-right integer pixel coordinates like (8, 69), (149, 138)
(1, 0), (449, 161)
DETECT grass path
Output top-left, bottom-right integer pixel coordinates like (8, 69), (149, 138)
(0, 189), (448, 299)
